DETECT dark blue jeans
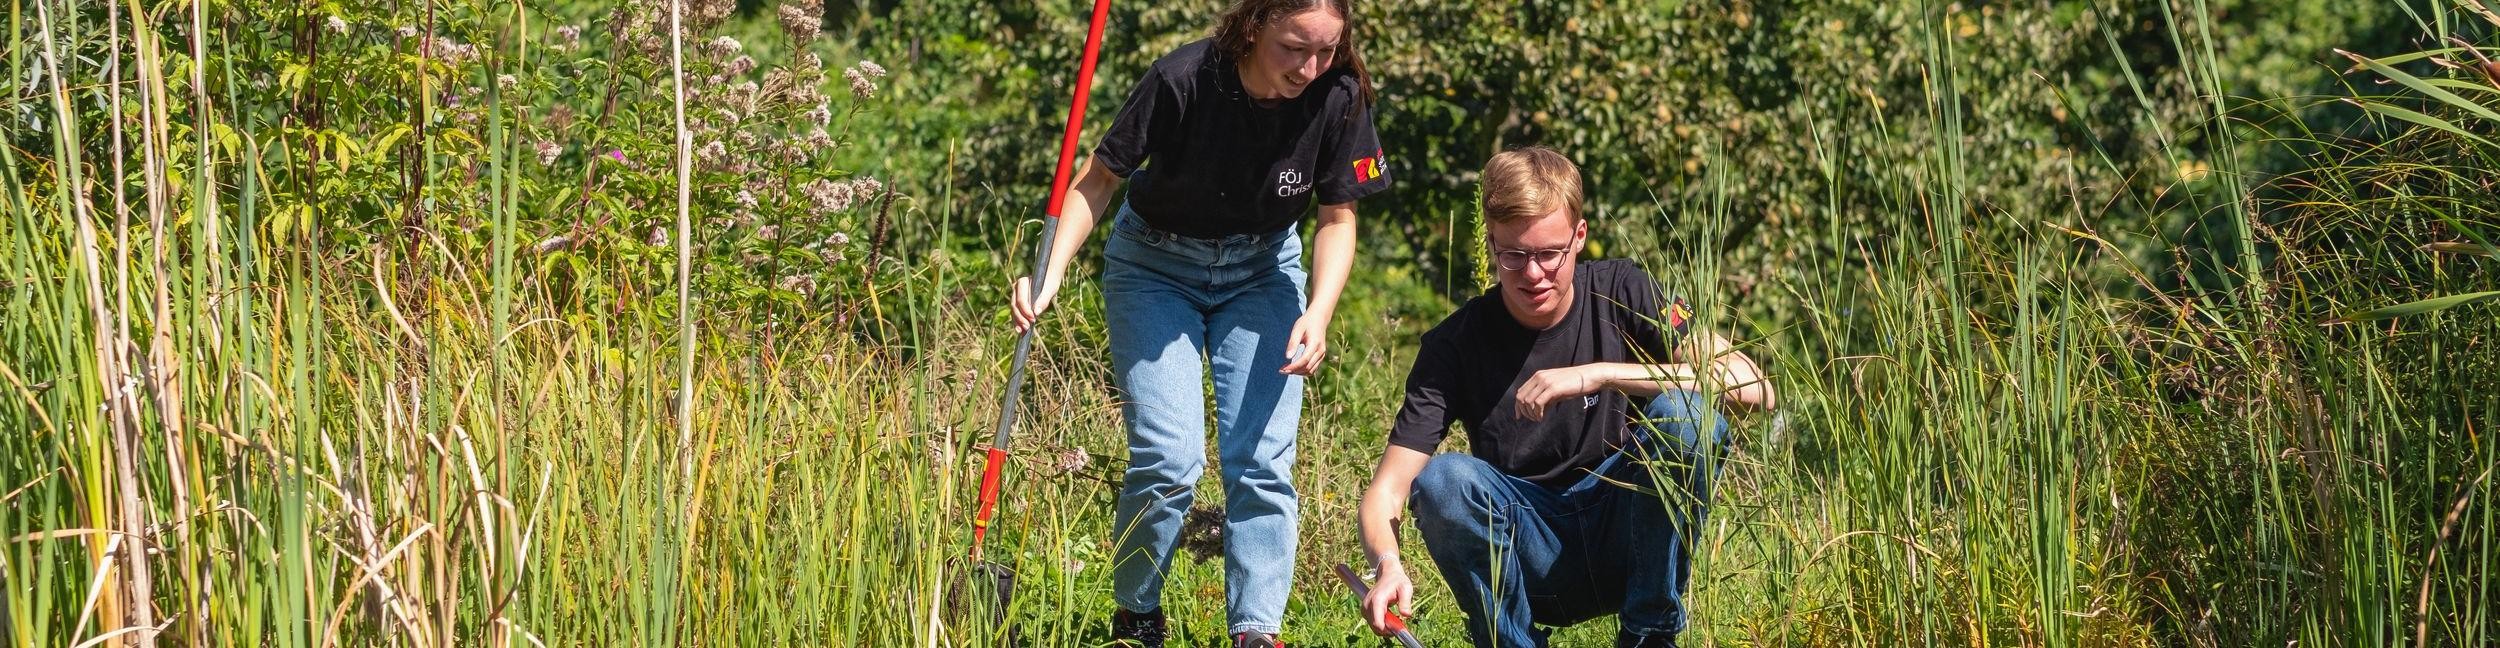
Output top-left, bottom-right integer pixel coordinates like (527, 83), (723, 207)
(1410, 390), (1729, 648)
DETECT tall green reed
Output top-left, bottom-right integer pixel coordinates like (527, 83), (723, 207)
(5, 1), (2492, 647)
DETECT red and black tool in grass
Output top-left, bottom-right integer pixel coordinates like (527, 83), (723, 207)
(1335, 563), (1429, 648)
(950, 0), (1115, 640)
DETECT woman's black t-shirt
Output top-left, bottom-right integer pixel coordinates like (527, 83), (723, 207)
(1093, 39), (1392, 239)
(1386, 260), (1695, 489)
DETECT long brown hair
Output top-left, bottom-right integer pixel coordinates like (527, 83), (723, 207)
(1209, 0), (1374, 109)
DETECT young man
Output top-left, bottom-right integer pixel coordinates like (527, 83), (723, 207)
(1354, 147), (1775, 648)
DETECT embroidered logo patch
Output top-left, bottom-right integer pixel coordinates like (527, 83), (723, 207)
(1351, 149), (1386, 183)
(1667, 299), (1693, 332)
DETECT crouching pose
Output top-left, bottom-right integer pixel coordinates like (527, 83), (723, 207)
(1354, 147), (1774, 648)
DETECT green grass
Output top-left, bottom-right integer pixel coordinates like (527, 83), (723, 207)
(4, 0), (2495, 646)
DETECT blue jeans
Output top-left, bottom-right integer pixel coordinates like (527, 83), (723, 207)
(1102, 205), (1307, 635)
(1410, 390), (1730, 648)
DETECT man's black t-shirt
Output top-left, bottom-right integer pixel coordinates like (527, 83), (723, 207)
(1387, 260), (1694, 489)
(1093, 39), (1392, 239)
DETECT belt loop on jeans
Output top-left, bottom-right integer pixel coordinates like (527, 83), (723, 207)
(1122, 210), (1170, 245)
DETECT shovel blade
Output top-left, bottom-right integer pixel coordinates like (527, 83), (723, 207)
(944, 558), (1019, 647)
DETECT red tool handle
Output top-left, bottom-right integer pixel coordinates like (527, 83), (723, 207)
(1335, 563), (1425, 646)
(1043, 0), (1115, 220)
(970, 446), (1009, 561)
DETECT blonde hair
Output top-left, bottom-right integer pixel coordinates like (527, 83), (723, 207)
(1479, 146), (1583, 225)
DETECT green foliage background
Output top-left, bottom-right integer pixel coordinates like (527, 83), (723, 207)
(5, 0), (2496, 645)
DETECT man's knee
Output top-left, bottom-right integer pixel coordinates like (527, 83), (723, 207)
(1637, 389), (1725, 454)
(1408, 453), (1502, 527)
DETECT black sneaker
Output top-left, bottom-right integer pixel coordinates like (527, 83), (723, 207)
(1231, 631), (1283, 648)
(1110, 607), (1167, 648)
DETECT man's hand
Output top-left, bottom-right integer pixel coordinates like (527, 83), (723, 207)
(1513, 364), (1610, 421)
(1361, 561), (1416, 636)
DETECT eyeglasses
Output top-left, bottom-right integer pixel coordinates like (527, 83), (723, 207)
(1491, 247), (1572, 273)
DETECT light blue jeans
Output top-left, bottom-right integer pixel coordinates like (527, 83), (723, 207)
(1102, 204), (1307, 635)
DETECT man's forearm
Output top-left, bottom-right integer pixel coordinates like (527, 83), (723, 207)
(1598, 358), (1774, 409)
(1359, 445), (1434, 570)
(1357, 499), (1404, 571)
(1595, 362), (1698, 397)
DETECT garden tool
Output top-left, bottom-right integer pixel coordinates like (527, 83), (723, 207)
(948, 0), (1114, 642)
(1335, 562), (1429, 648)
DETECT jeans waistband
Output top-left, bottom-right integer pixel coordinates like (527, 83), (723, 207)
(1114, 205), (1295, 251)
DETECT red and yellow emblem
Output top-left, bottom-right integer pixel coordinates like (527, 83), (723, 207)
(1667, 299), (1693, 332)
(1352, 149), (1386, 183)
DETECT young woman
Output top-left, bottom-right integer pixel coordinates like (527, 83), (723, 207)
(1008, 1), (1390, 645)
